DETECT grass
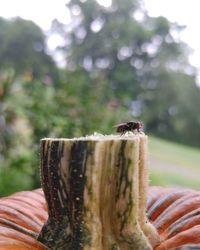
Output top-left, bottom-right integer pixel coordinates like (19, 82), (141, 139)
(149, 136), (200, 170)
(148, 136), (200, 189)
(150, 169), (200, 190)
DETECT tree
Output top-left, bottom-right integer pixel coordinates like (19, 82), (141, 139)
(50, 0), (200, 145)
(0, 17), (57, 78)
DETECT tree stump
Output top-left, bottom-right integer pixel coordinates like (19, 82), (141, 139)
(38, 134), (159, 250)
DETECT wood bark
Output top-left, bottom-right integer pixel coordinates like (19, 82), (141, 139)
(38, 134), (159, 250)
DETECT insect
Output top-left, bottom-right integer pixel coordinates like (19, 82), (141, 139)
(114, 121), (142, 135)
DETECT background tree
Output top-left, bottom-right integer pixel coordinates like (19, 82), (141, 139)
(0, 17), (57, 78)
(0, 17), (59, 194)
(50, 0), (200, 145)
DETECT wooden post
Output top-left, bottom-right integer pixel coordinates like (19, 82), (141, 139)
(38, 134), (159, 250)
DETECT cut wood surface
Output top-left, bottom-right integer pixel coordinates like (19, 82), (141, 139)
(38, 134), (158, 249)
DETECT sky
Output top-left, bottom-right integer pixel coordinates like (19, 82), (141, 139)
(145, 0), (200, 69)
(0, 0), (199, 69)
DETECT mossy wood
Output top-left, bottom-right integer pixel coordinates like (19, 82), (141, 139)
(38, 134), (159, 250)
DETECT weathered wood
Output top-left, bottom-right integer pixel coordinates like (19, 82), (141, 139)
(138, 136), (160, 248)
(38, 134), (159, 250)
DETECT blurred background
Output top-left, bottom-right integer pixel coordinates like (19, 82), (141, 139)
(0, 0), (200, 196)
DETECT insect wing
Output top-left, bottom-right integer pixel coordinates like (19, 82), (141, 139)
(113, 123), (126, 128)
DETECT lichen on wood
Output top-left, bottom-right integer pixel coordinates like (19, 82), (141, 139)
(38, 134), (159, 250)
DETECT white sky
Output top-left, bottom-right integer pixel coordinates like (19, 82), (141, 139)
(145, 0), (200, 69)
(0, 0), (199, 69)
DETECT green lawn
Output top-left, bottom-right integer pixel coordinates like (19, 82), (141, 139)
(148, 136), (200, 190)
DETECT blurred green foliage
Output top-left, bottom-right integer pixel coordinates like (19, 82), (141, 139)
(0, 70), (127, 195)
(0, 0), (200, 195)
(53, 0), (200, 146)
